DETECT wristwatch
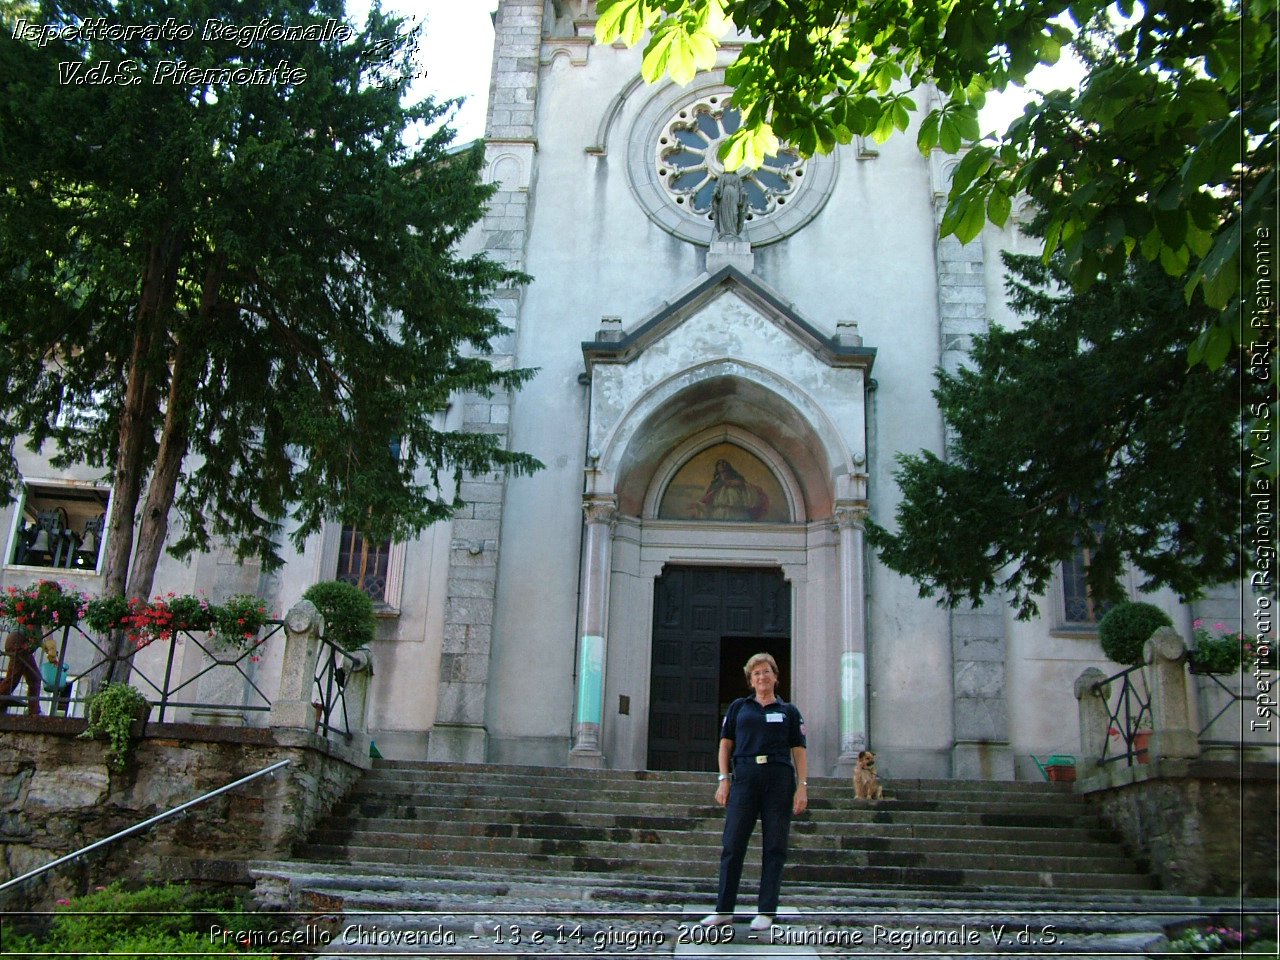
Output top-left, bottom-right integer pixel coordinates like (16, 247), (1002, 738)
(717, 774), (730, 781)
(799, 780), (808, 786)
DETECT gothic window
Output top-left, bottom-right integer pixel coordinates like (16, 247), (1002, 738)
(655, 97), (805, 223)
(1060, 544), (1114, 626)
(336, 527), (392, 603)
(6, 481), (109, 573)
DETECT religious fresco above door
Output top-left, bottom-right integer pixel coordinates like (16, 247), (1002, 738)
(657, 443), (790, 522)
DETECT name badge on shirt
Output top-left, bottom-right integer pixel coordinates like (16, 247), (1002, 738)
(766, 713), (785, 723)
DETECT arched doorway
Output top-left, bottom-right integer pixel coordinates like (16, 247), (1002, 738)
(647, 565), (791, 771)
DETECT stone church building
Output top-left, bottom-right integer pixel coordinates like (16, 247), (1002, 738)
(3, 0), (1244, 780)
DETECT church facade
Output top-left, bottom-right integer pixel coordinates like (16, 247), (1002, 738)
(2, 0), (1246, 779)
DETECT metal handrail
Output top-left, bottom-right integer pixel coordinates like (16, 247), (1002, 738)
(0, 758), (291, 897)
(1093, 662), (1151, 766)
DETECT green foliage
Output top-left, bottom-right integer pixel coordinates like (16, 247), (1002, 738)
(212, 594), (270, 650)
(84, 593), (130, 633)
(1, 881), (274, 956)
(1098, 602), (1172, 666)
(596, 0), (1273, 315)
(867, 255), (1239, 619)
(79, 682), (148, 770)
(303, 580), (376, 651)
(1189, 620), (1246, 674)
(0, 0), (541, 601)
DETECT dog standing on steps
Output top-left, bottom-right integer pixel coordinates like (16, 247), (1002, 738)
(853, 749), (884, 800)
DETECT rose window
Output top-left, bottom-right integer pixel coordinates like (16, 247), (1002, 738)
(656, 97), (805, 223)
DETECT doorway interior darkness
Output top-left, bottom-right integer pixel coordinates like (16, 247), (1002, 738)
(647, 565), (791, 771)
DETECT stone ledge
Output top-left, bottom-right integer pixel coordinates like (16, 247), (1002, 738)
(1076, 758), (1277, 793)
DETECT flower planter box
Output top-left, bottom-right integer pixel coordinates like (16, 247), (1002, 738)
(1046, 763), (1076, 782)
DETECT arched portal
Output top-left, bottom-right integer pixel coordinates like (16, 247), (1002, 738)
(572, 269), (874, 775)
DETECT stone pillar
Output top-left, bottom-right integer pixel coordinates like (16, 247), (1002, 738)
(569, 496), (616, 767)
(269, 600), (323, 730)
(931, 150), (1013, 780)
(835, 503), (869, 764)
(339, 647), (375, 758)
(1145, 627), (1201, 762)
(1074, 667), (1112, 774)
(430, 0), (543, 763)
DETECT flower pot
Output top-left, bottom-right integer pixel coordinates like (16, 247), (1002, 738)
(1133, 729), (1152, 763)
(1046, 763), (1076, 782)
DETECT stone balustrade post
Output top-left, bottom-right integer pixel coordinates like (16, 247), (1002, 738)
(1144, 626), (1201, 762)
(339, 646), (375, 755)
(269, 600), (323, 730)
(1074, 667), (1112, 773)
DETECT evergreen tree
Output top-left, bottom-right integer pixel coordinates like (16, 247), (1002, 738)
(866, 254), (1240, 619)
(0, 1), (539, 617)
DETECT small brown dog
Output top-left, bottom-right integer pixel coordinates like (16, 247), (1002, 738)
(853, 749), (884, 800)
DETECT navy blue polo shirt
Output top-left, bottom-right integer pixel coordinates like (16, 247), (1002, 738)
(721, 696), (806, 764)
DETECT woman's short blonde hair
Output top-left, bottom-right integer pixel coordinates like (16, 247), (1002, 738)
(743, 652), (779, 682)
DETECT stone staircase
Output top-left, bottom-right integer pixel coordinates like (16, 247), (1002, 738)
(251, 761), (1269, 957)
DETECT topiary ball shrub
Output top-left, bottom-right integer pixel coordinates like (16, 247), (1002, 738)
(1098, 601), (1172, 666)
(302, 580), (376, 651)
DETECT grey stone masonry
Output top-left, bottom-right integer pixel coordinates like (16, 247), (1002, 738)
(430, 0), (544, 763)
(932, 152), (1014, 779)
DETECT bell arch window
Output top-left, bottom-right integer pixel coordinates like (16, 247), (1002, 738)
(6, 480), (110, 573)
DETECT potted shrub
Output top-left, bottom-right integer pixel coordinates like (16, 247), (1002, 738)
(302, 581), (376, 651)
(79, 682), (150, 771)
(1098, 601), (1172, 666)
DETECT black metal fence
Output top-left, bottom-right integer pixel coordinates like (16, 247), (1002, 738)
(1094, 662), (1151, 766)
(1, 621), (353, 740)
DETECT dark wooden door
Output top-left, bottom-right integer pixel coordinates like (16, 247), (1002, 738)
(647, 566), (790, 771)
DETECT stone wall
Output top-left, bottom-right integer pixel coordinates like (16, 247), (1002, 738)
(1082, 759), (1277, 896)
(0, 718), (364, 910)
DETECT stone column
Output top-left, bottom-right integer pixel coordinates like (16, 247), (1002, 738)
(931, 150), (1013, 780)
(430, 0), (543, 763)
(569, 496), (616, 767)
(1074, 667), (1112, 775)
(1145, 627), (1201, 762)
(834, 503), (870, 764)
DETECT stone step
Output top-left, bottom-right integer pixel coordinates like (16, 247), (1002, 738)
(367, 761), (1077, 795)
(335, 794), (1107, 830)
(293, 842), (1156, 891)
(253, 860), (1267, 958)
(309, 814), (1121, 849)
(355, 773), (1075, 808)
(307, 816), (1128, 857)
(299, 830), (1145, 877)
(341, 786), (1092, 819)
(293, 762), (1155, 898)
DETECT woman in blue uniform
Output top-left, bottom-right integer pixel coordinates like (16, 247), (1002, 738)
(701, 652), (807, 931)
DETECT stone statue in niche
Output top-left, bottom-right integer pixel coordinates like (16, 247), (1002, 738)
(711, 172), (749, 240)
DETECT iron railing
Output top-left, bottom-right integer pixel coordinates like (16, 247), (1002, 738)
(1190, 664), (1248, 739)
(313, 637), (354, 741)
(2, 623), (353, 738)
(1094, 662), (1151, 766)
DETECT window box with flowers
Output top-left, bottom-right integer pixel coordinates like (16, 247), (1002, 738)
(84, 592), (269, 657)
(0, 580), (89, 636)
(1187, 620), (1247, 675)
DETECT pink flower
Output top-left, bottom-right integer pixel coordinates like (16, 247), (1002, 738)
(56, 898), (71, 906)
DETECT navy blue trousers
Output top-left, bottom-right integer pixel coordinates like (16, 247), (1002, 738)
(715, 762), (794, 915)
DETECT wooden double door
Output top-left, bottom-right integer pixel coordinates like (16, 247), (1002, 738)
(647, 565), (791, 771)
